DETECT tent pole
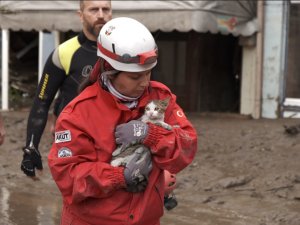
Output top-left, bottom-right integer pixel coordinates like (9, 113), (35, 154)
(38, 31), (43, 82)
(253, 0), (264, 119)
(38, 31), (58, 82)
(1, 29), (9, 111)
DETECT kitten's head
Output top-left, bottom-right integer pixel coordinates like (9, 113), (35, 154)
(144, 98), (170, 120)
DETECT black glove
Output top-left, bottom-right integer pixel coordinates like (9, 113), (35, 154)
(21, 145), (43, 177)
(124, 147), (152, 192)
(115, 120), (149, 151)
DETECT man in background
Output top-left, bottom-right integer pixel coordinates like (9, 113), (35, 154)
(21, 0), (112, 178)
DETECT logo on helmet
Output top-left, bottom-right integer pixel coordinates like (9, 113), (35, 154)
(105, 26), (115, 36)
(121, 54), (132, 63)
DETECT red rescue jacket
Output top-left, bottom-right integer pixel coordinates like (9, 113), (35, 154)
(48, 80), (197, 225)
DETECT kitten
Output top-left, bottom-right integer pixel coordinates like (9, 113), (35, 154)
(110, 98), (171, 167)
(140, 98), (172, 130)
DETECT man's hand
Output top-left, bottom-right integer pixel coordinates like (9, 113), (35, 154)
(124, 147), (152, 192)
(115, 120), (148, 151)
(21, 146), (43, 177)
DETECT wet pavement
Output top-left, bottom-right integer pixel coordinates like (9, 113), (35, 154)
(0, 186), (252, 225)
(0, 186), (61, 225)
(1, 112), (300, 225)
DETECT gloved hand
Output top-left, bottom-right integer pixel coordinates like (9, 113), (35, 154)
(20, 145), (43, 177)
(115, 120), (148, 151)
(124, 146), (152, 192)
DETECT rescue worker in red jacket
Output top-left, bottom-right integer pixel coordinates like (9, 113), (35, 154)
(48, 17), (197, 225)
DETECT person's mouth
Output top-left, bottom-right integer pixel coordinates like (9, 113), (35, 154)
(95, 21), (105, 27)
(95, 23), (104, 28)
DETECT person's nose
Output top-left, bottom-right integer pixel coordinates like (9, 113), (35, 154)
(140, 74), (150, 88)
(97, 9), (104, 18)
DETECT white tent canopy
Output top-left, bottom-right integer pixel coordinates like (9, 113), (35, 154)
(0, 0), (258, 110)
(0, 0), (258, 36)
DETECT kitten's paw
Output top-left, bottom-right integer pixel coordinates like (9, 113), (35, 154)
(111, 158), (122, 167)
(165, 125), (172, 130)
(112, 146), (122, 157)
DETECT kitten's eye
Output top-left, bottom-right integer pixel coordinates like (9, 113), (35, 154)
(145, 107), (149, 111)
(154, 107), (159, 111)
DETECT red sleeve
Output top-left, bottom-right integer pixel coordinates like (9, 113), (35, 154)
(143, 93), (198, 174)
(48, 112), (126, 205)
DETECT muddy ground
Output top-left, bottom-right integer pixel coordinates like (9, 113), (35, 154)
(0, 110), (300, 225)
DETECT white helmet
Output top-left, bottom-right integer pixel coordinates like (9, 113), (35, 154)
(97, 17), (157, 72)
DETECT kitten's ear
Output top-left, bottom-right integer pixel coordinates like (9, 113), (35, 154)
(161, 97), (170, 108)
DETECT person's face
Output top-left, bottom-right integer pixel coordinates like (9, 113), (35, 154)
(78, 1), (112, 41)
(110, 70), (152, 98)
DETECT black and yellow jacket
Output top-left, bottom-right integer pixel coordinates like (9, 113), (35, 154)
(26, 32), (98, 148)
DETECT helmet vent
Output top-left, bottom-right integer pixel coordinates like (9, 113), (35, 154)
(112, 43), (116, 53)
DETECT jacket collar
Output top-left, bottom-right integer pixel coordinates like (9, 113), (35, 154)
(78, 80), (151, 111)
